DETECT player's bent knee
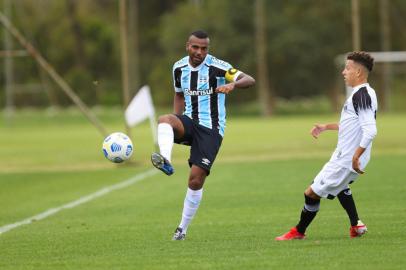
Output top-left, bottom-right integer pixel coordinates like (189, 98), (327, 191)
(304, 186), (320, 200)
(158, 115), (172, 124)
(158, 114), (183, 131)
(188, 178), (204, 190)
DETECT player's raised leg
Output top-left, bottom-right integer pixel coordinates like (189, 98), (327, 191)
(151, 114), (184, 175)
(276, 187), (320, 241)
(173, 165), (206, 240)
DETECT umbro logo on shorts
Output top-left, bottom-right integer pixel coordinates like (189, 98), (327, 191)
(201, 158), (211, 166)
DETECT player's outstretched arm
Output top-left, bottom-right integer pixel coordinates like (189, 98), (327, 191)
(310, 123), (339, 139)
(216, 72), (255, 94)
(233, 72), (255, 89)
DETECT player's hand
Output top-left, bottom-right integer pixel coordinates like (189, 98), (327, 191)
(216, 83), (235, 94)
(310, 124), (327, 139)
(352, 156), (365, 174)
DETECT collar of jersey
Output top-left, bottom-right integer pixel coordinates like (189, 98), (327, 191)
(187, 55), (209, 71)
(351, 83), (369, 94)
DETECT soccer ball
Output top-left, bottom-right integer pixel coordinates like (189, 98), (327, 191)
(102, 132), (133, 163)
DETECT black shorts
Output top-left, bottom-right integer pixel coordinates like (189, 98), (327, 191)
(174, 114), (223, 175)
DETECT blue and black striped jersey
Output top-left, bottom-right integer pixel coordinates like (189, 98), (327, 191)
(173, 54), (233, 137)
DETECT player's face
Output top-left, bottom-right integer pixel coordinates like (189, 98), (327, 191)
(342, 60), (361, 87)
(186, 36), (209, 67)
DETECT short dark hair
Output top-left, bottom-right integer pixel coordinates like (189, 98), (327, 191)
(190, 30), (209, 39)
(347, 51), (374, 72)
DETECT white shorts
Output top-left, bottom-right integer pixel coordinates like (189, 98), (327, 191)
(311, 162), (358, 199)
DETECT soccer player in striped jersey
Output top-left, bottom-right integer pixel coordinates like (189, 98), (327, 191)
(276, 51), (377, 240)
(151, 30), (255, 240)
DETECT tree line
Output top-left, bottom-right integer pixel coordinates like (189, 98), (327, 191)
(1, 0), (405, 114)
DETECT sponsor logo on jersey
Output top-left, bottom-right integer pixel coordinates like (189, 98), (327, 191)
(175, 58), (187, 67)
(184, 87), (214, 96)
(211, 57), (228, 67)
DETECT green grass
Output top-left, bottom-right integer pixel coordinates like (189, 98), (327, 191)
(1, 109), (405, 269)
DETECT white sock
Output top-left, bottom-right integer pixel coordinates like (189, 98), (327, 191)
(179, 188), (203, 234)
(157, 123), (174, 162)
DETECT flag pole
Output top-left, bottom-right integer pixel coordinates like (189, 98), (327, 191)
(149, 113), (158, 152)
(124, 85), (158, 152)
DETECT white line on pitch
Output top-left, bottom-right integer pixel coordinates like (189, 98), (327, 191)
(0, 168), (159, 235)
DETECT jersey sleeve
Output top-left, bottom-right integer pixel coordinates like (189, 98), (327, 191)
(358, 110), (377, 148)
(173, 65), (183, 93)
(210, 56), (242, 82)
(353, 88), (378, 148)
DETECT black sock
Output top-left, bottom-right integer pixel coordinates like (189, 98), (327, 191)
(296, 194), (320, 234)
(296, 208), (317, 234)
(337, 188), (359, 226)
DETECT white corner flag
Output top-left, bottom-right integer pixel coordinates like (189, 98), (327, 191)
(125, 85), (157, 145)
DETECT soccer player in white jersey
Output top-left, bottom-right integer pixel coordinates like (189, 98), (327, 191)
(276, 51), (377, 240)
(151, 30), (255, 240)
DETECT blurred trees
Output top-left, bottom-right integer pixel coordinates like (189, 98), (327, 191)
(1, 0), (405, 112)
(255, 0), (274, 116)
(2, 0), (119, 106)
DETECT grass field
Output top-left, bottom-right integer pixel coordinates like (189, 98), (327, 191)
(1, 109), (405, 269)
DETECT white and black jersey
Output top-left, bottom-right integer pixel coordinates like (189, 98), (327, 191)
(330, 83), (378, 171)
